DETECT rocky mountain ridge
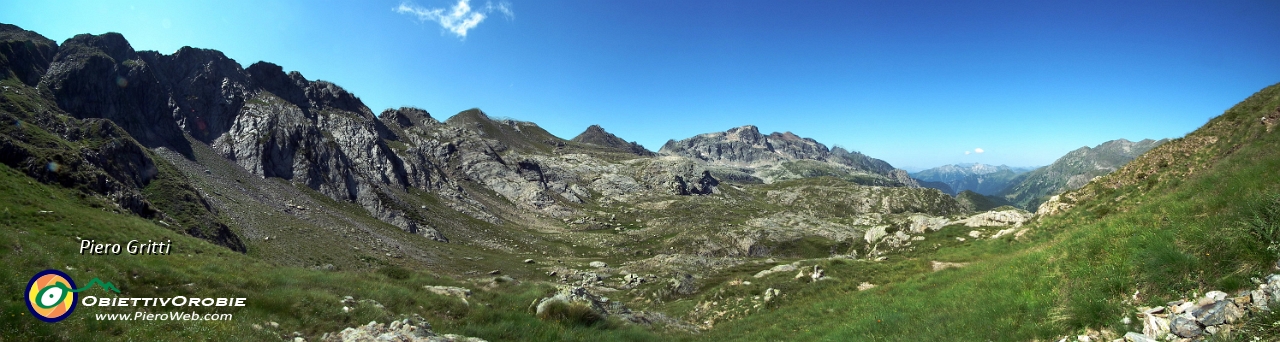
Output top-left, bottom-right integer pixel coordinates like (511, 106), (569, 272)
(659, 125), (917, 186)
(1, 24), (963, 265)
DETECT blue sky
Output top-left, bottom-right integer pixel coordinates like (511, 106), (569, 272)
(5, 1), (1279, 170)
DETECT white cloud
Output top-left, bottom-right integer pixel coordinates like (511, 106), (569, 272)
(395, 0), (513, 39)
(974, 148), (985, 154)
(486, 1), (514, 19)
(964, 151), (971, 155)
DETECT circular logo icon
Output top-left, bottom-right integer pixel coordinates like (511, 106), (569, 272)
(26, 269), (78, 323)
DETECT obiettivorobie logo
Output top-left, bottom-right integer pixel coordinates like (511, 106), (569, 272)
(25, 269), (121, 323)
(25, 269), (248, 323)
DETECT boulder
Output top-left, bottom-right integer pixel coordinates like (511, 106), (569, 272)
(763, 288), (780, 302)
(753, 264), (798, 278)
(1250, 289), (1270, 311)
(1169, 314), (1202, 338)
(1141, 312), (1170, 339)
(864, 226), (888, 244)
(669, 273), (697, 295)
(1192, 300), (1242, 326)
(423, 286), (472, 305)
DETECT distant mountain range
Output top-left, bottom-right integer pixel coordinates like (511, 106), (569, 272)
(911, 163), (1035, 196)
(913, 138), (1166, 210)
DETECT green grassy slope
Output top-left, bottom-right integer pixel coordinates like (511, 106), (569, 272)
(698, 83), (1280, 341)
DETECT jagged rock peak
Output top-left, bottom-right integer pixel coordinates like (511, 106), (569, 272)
(60, 32), (137, 64)
(571, 125), (656, 156)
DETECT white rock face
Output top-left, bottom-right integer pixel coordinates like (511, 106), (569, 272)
(906, 214), (949, 234)
(753, 264), (798, 278)
(864, 226), (888, 244)
(990, 228), (1018, 239)
(959, 209), (1033, 227)
(1036, 195), (1073, 217)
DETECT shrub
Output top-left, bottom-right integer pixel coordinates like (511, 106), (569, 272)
(377, 265), (412, 280)
(1243, 193), (1280, 254)
(536, 300), (602, 326)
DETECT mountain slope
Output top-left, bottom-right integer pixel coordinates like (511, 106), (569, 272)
(999, 138), (1166, 209)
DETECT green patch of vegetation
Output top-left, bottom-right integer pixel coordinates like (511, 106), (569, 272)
(535, 300), (603, 326)
(757, 160), (901, 186)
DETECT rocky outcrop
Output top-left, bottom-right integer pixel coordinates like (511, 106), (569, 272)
(1124, 274), (1280, 340)
(321, 316), (487, 342)
(1035, 195), (1073, 217)
(571, 124), (655, 156)
(534, 286), (651, 323)
(956, 209), (1032, 227)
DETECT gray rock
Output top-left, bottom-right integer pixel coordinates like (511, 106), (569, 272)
(669, 273), (697, 295)
(1169, 314), (1202, 338)
(1205, 290), (1229, 301)
(753, 264), (798, 278)
(1123, 332), (1157, 342)
(1141, 312), (1170, 339)
(423, 286), (472, 305)
(533, 286), (646, 324)
(1251, 289), (1270, 311)
(1192, 300), (1243, 326)
(763, 288), (780, 302)
(321, 315), (489, 342)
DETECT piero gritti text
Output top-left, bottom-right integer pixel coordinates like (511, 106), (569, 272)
(79, 239), (173, 255)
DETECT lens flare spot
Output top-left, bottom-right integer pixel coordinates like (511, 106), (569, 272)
(46, 162), (59, 172)
(116, 76), (128, 88)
